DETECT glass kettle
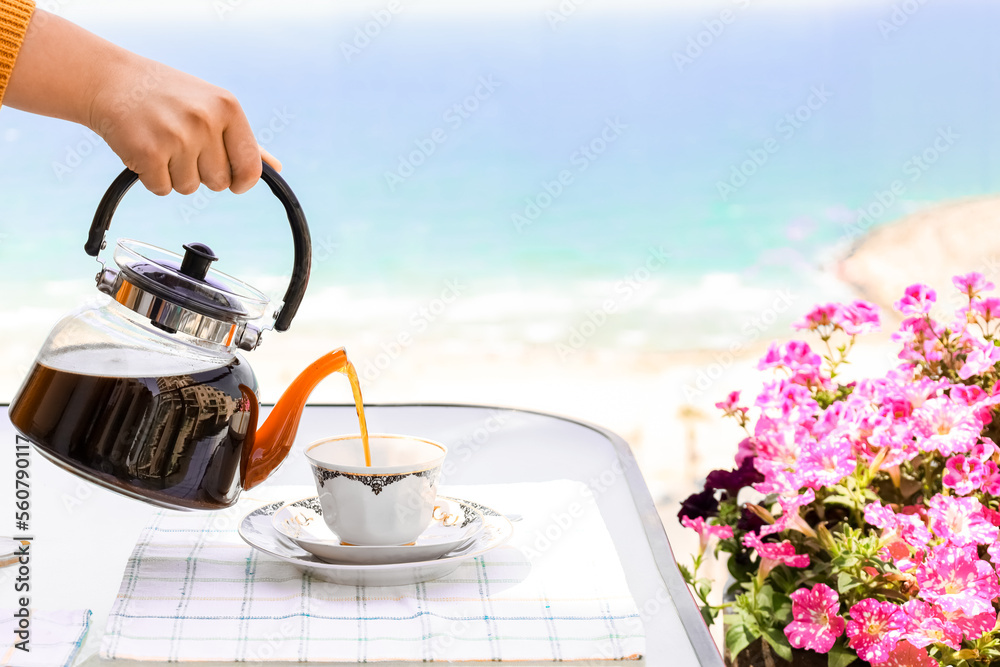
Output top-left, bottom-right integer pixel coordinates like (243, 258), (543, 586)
(6, 163), (347, 511)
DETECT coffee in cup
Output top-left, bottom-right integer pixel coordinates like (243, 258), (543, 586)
(305, 434), (447, 546)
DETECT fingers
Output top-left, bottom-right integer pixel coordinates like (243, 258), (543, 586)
(222, 103), (262, 194)
(198, 138), (232, 192)
(197, 143), (281, 193)
(168, 150), (202, 196)
(113, 86), (277, 196)
(261, 146), (282, 173)
(134, 142), (280, 197)
(135, 162), (172, 197)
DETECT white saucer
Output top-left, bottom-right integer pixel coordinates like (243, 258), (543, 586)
(239, 497), (513, 586)
(272, 496), (484, 565)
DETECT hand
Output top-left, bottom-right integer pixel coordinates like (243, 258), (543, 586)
(88, 54), (280, 196)
(4, 9), (281, 196)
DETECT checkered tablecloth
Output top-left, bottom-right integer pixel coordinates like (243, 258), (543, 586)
(0, 609), (91, 666)
(100, 481), (644, 662)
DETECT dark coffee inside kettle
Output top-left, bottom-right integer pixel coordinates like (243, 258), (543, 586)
(9, 357), (257, 510)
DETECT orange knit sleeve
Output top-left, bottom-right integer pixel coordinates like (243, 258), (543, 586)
(0, 0), (35, 107)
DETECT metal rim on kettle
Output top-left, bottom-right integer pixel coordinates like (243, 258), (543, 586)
(109, 274), (241, 346)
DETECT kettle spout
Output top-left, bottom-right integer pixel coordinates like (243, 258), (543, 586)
(240, 348), (349, 490)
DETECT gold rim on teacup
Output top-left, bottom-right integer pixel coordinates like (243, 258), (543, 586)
(305, 433), (447, 476)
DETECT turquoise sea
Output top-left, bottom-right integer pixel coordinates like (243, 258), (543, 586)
(2, 0), (1000, 357)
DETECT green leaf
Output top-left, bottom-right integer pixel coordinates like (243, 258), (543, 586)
(768, 566), (793, 592)
(697, 581), (712, 601)
(827, 638), (856, 667)
(824, 495), (857, 508)
(839, 555), (858, 569)
(756, 584), (775, 612)
(772, 595), (792, 624)
(725, 622), (756, 659)
(736, 604), (760, 635)
(726, 577), (748, 599)
(761, 626), (793, 663)
(727, 554), (755, 584)
(836, 571), (861, 594)
(700, 605), (715, 627)
(678, 564), (692, 582)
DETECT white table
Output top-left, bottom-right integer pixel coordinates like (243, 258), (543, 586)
(0, 403), (723, 666)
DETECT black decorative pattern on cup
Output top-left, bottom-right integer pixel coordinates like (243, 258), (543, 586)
(312, 467), (440, 496)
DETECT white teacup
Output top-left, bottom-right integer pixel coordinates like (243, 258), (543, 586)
(305, 434), (447, 546)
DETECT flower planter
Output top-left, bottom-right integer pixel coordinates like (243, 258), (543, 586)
(679, 276), (1000, 667)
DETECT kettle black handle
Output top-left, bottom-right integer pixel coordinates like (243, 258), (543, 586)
(85, 162), (312, 333)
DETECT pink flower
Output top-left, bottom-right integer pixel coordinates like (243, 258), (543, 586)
(942, 455), (986, 496)
(757, 341), (823, 377)
(798, 438), (856, 489)
(760, 490), (816, 537)
(742, 532), (809, 577)
(954, 272), (994, 297)
(757, 342), (782, 370)
(884, 641), (937, 667)
(735, 437), (756, 466)
(793, 303), (840, 331)
(952, 386), (1000, 423)
(755, 380), (820, 422)
(714, 390), (745, 418)
(839, 300), (881, 335)
(783, 584), (845, 653)
(883, 395), (914, 420)
(892, 316), (947, 363)
(958, 341), (1000, 380)
(927, 496), (999, 547)
(681, 515), (733, 552)
(879, 537), (914, 570)
(896, 375), (945, 411)
(896, 600), (961, 649)
(894, 513), (932, 549)
(895, 283), (937, 316)
(944, 609), (998, 641)
(913, 396), (984, 456)
(974, 297), (1000, 321)
(984, 461), (1000, 495)
(915, 545), (1000, 615)
(751, 422), (811, 495)
(983, 506), (1000, 528)
(969, 438), (999, 460)
(864, 501), (896, 530)
(845, 598), (903, 664)
(813, 399), (851, 436)
(793, 301), (881, 336)
(866, 502), (931, 569)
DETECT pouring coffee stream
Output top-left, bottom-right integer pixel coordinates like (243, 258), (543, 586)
(241, 348), (371, 490)
(7, 163), (376, 510)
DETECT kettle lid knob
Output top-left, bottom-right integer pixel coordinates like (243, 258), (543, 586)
(179, 243), (219, 281)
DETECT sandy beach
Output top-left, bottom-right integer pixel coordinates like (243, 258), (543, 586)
(838, 196), (1000, 313)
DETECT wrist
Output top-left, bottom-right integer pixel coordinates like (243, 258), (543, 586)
(84, 43), (134, 136)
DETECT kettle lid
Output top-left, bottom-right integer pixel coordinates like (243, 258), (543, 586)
(103, 239), (270, 342)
